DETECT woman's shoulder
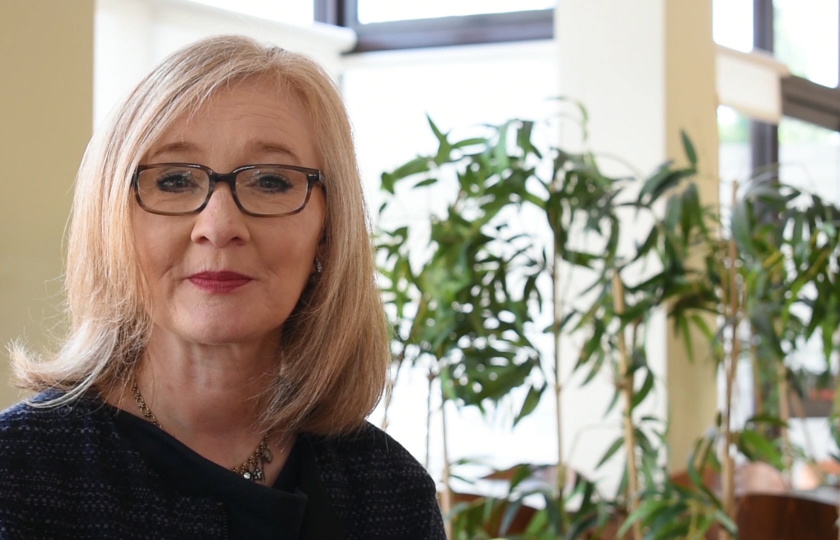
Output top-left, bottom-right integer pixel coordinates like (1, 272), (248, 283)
(304, 423), (445, 540)
(306, 422), (430, 483)
(0, 389), (111, 454)
(0, 389), (102, 423)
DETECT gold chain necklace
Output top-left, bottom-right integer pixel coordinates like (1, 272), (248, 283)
(130, 377), (273, 483)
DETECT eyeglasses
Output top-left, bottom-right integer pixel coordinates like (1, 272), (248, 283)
(133, 163), (323, 217)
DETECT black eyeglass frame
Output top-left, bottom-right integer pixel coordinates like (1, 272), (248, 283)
(132, 162), (324, 217)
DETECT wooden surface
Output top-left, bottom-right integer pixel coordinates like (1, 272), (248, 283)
(737, 493), (838, 540)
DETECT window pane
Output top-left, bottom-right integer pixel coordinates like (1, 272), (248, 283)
(719, 105), (752, 183)
(775, 0), (839, 87)
(186, 0), (314, 25)
(357, 0), (554, 24)
(779, 117), (840, 467)
(718, 105), (751, 232)
(713, 0), (753, 52)
(779, 117), (840, 202)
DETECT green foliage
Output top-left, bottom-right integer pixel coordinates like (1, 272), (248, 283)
(620, 480), (737, 540)
(620, 433), (734, 539)
(376, 111), (840, 539)
(447, 463), (616, 540)
(377, 116), (548, 418)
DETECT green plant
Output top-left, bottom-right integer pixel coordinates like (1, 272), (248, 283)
(376, 117), (547, 532)
(376, 112), (840, 539)
(447, 462), (617, 540)
(376, 112), (713, 538)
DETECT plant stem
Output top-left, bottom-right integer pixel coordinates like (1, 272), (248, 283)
(380, 351), (406, 431)
(720, 183), (741, 540)
(553, 251), (566, 498)
(777, 362), (792, 486)
(441, 394), (453, 540)
(750, 336), (764, 430)
(612, 274), (641, 540)
(426, 370), (435, 470)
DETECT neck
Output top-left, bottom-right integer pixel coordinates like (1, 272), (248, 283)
(107, 326), (290, 476)
(137, 333), (277, 435)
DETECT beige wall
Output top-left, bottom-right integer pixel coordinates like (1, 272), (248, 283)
(663, 0), (720, 472)
(0, 0), (94, 408)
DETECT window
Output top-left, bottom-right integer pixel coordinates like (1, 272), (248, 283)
(715, 0), (840, 169)
(187, 0), (314, 25)
(714, 0), (840, 468)
(315, 0), (553, 51)
(713, 0), (753, 52)
(775, 0), (838, 87)
(779, 118), (840, 201)
(356, 0), (554, 23)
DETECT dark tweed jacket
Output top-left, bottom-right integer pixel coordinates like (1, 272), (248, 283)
(0, 391), (445, 540)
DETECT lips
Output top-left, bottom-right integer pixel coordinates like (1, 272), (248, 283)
(188, 271), (253, 293)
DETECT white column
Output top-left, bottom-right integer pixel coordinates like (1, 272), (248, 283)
(556, 0), (719, 472)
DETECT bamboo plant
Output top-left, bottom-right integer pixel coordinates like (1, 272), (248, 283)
(376, 113), (840, 539)
(376, 114), (714, 538)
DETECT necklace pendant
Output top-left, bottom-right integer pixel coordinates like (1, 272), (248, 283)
(131, 376), (273, 484)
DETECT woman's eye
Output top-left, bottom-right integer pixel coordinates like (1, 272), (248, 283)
(156, 172), (198, 192)
(252, 174), (293, 193)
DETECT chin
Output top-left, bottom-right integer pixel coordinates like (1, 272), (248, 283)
(166, 320), (275, 347)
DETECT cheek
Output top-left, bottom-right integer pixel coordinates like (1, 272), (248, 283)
(270, 235), (319, 277)
(262, 220), (323, 285)
(137, 242), (172, 281)
(279, 203), (325, 264)
(132, 212), (183, 281)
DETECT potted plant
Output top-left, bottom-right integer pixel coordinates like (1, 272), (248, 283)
(376, 112), (840, 539)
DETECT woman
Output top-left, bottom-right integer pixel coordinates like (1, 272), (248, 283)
(0, 35), (445, 540)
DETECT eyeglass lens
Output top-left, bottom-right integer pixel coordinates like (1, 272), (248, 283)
(136, 165), (311, 216)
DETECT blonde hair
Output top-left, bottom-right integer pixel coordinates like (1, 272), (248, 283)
(13, 35), (390, 436)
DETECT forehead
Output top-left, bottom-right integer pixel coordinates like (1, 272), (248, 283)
(144, 77), (319, 168)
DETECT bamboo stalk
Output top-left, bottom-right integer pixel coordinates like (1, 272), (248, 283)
(379, 352), (406, 431)
(777, 362), (792, 487)
(612, 274), (641, 540)
(553, 251), (566, 498)
(720, 182), (741, 540)
(750, 338), (764, 427)
(441, 394), (453, 540)
(425, 370), (435, 470)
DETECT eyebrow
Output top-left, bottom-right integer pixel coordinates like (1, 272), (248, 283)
(251, 141), (302, 164)
(145, 141), (302, 164)
(147, 141), (197, 161)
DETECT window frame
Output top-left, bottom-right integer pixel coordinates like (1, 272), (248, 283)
(752, 0), (840, 171)
(314, 0), (553, 52)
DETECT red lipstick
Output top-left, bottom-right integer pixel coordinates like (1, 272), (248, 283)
(189, 271), (252, 293)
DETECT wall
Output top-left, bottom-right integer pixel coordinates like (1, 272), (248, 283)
(556, 0), (720, 472)
(0, 0), (94, 408)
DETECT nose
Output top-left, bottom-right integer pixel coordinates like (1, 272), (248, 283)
(190, 183), (251, 246)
